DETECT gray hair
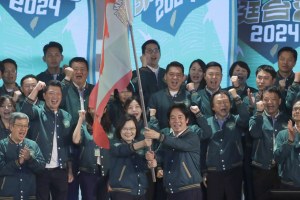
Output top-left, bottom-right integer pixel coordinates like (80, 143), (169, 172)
(9, 112), (29, 125)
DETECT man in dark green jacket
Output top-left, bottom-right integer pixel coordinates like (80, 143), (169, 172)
(132, 39), (167, 108)
(59, 57), (94, 200)
(21, 80), (73, 200)
(201, 89), (249, 200)
(249, 86), (289, 200)
(275, 100), (300, 189)
(148, 61), (191, 129)
(0, 112), (45, 199)
(145, 103), (209, 200)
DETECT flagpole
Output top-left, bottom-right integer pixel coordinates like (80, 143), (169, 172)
(129, 25), (156, 182)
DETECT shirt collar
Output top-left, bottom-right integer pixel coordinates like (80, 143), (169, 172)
(276, 71), (294, 80)
(171, 128), (188, 138)
(73, 82), (86, 90)
(214, 113), (230, 121)
(147, 65), (159, 72)
(264, 110), (280, 119)
(9, 134), (23, 144)
(205, 86), (220, 96)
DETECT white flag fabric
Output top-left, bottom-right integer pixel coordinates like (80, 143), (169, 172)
(89, 0), (132, 149)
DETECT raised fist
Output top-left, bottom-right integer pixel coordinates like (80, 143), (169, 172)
(186, 82), (195, 92)
(231, 76), (239, 88)
(256, 101), (264, 112)
(294, 72), (300, 83)
(229, 88), (238, 98)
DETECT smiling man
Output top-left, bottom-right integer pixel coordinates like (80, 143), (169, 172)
(0, 112), (45, 199)
(14, 74), (45, 111)
(275, 100), (300, 190)
(191, 61), (223, 117)
(249, 86), (289, 200)
(59, 57), (94, 200)
(200, 89), (249, 200)
(60, 57), (94, 124)
(131, 39), (167, 107)
(21, 80), (73, 200)
(148, 61), (191, 129)
(243, 65), (277, 115)
(145, 103), (210, 200)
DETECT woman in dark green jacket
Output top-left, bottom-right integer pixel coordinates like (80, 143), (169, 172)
(109, 114), (150, 200)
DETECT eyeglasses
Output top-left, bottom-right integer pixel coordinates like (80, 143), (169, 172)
(145, 48), (160, 54)
(13, 124), (30, 129)
(292, 107), (300, 112)
(122, 127), (136, 132)
(0, 105), (14, 110)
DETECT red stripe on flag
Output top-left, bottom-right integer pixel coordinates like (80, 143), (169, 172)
(90, 0), (132, 149)
(92, 72), (132, 149)
(95, 71), (132, 119)
(92, 116), (109, 149)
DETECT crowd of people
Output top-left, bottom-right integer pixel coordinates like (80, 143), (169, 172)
(0, 39), (299, 200)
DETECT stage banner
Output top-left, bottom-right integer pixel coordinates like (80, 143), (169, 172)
(238, 0), (300, 87)
(0, 0), (97, 84)
(129, 0), (237, 87)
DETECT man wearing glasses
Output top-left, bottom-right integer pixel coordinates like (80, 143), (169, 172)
(132, 39), (167, 107)
(0, 112), (45, 199)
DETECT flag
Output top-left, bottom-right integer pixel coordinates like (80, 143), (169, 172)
(89, 0), (133, 149)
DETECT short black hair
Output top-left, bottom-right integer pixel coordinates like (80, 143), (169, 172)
(115, 114), (139, 141)
(166, 61), (184, 74)
(1, 58), (17, 73)
(229, 61), (251, 78)
(20, 74), (38, 87)
(43, 80), (62, 94)
(210, 90), (231, 112)
(262, 86), (282, 100)
(113, 82), (135, 101)
(277, 46), (297, 62)
(142, 39), (160, 54)
(256, 65), (276, 79)
(206, 61), (222, 73)
(69, 57), (89, 71)
(167, 103), (190, 121)
(43, 41), (63, 55)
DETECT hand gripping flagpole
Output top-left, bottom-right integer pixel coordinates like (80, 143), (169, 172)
(129, 24), (156, 183)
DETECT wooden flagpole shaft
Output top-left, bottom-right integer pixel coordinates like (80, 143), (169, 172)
(129, 25), (156, 182)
